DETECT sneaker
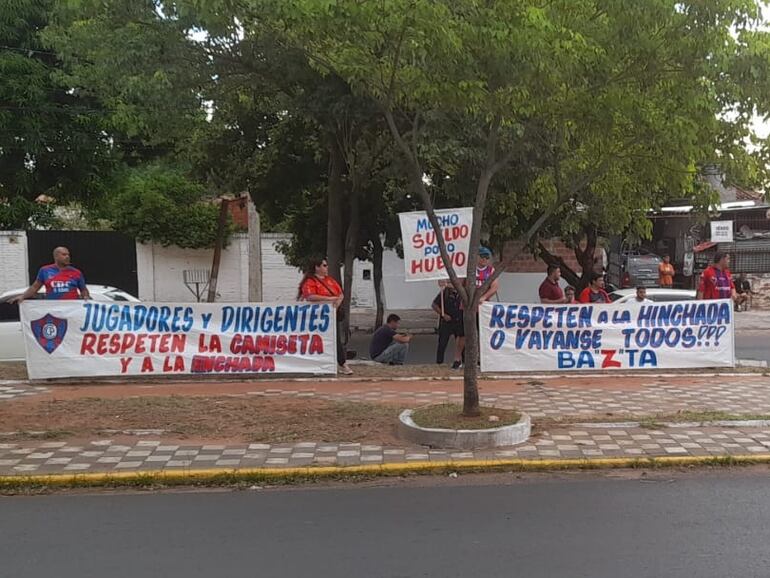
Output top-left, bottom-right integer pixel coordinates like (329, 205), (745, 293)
(339, 364), (354, 375)
(451, 361), (462, 370)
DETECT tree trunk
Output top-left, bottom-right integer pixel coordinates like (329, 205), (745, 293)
(372, 234), (385, 330)
(461, 306), (480, 416)
(341, 188), (360, 344)
(326, 139), (345, 284)
(575, 226), (598, 284)
(538, 242), (583, 290)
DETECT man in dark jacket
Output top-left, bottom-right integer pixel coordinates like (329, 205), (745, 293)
(432, 282), (465, 369)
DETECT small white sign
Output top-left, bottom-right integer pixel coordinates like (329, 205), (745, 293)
(710, 220), (733, 243)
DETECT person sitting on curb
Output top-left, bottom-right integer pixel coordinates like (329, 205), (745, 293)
(369, 314), (411, 365)
(735, 273), (752, 311)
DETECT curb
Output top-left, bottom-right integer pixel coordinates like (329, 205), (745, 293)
(3, 454), (770, 491)
(7, 368), (767, 388)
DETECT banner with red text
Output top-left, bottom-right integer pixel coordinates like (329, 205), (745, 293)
(21, 301), (337, 379)
(399, 207), (473, 281)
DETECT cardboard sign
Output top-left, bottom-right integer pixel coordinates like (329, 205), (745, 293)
(399, 207), (473, 281)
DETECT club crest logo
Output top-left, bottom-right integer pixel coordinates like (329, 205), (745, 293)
(31, 314), (68, 354)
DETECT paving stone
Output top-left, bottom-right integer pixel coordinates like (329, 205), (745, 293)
(145, 455), (172, 462)
(96, 457), (122, 464)
(27, 452), (54, 459)
(215, 459), (241, 467)
(167, 460), (193, 467)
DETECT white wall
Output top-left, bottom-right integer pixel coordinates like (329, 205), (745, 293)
(261, 233), (302, 301)
(497, 272), (550, 304)
(136, 233), (305, 303)
(136, 233), (249, 302)
(0, 231), (29, 294)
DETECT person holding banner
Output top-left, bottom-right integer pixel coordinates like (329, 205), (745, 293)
(634, 286), (652, 303)
(475, 246), (499, 303)
(14, 246), (90, 303)
(432, 281), (465, 368)
(539, 265), (566, 304)
(578, 273), (611, 304)
(298, 257), (353, 375)
(697, 252), (736, 302)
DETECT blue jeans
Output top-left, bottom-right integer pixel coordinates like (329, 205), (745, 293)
(373, 341), (409, 364)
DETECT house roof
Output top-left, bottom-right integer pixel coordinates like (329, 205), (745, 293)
(702, 170), (764, 203)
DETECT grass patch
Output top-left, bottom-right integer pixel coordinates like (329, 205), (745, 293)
(411, 404), (521, 430)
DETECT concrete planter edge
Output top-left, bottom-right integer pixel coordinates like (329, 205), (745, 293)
(398, 408), (531, 450)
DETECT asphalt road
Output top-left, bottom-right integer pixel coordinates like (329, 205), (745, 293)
(3, 471), (770, 578)
(350, 332), (770, 365)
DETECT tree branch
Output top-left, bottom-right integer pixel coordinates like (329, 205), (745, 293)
(383, 106), (468, 302)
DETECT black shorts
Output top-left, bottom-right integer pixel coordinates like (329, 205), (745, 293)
(441, 320), (464, 337)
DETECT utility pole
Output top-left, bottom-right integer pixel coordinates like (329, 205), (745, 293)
(208, 196), (246, 303)
(248, 196), (263, 302)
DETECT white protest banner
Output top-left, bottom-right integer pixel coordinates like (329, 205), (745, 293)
(399, 207), (473, 281)
(479, 300), (735, 372)
(710, 220), (734, 243)
(21, 301), (337, 379)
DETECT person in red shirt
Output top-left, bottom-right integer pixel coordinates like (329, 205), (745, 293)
(578, 273), (611, 304)
(14, 246), (90, 303)
(697, 252), (736, 302)
(539, 265), (565, 304)
(297, 257), (353, 375)
(475, 246), (499, 303)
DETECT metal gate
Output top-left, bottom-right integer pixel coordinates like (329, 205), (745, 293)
(26, 231), (138, 297)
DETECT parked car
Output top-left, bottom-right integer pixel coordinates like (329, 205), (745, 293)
(618, 250), (662, 289)
(608, 288), (696, 304)
(0, 285), (140, 362)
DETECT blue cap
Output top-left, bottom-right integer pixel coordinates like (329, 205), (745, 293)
(479, 246), (492, 258)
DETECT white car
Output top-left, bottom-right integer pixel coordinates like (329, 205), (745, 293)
(0, 285), (140, 362)
(608, 288), (696, 304)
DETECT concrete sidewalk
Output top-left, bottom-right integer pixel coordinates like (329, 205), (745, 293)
(2, 373), (770, 484)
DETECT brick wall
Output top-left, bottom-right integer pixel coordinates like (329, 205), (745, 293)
(501, 238), (580, 273)
(0, 231), (29, 294)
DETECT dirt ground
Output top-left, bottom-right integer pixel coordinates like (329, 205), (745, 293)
(0, 396), (406, 445)
(0, 361), (458, 382)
